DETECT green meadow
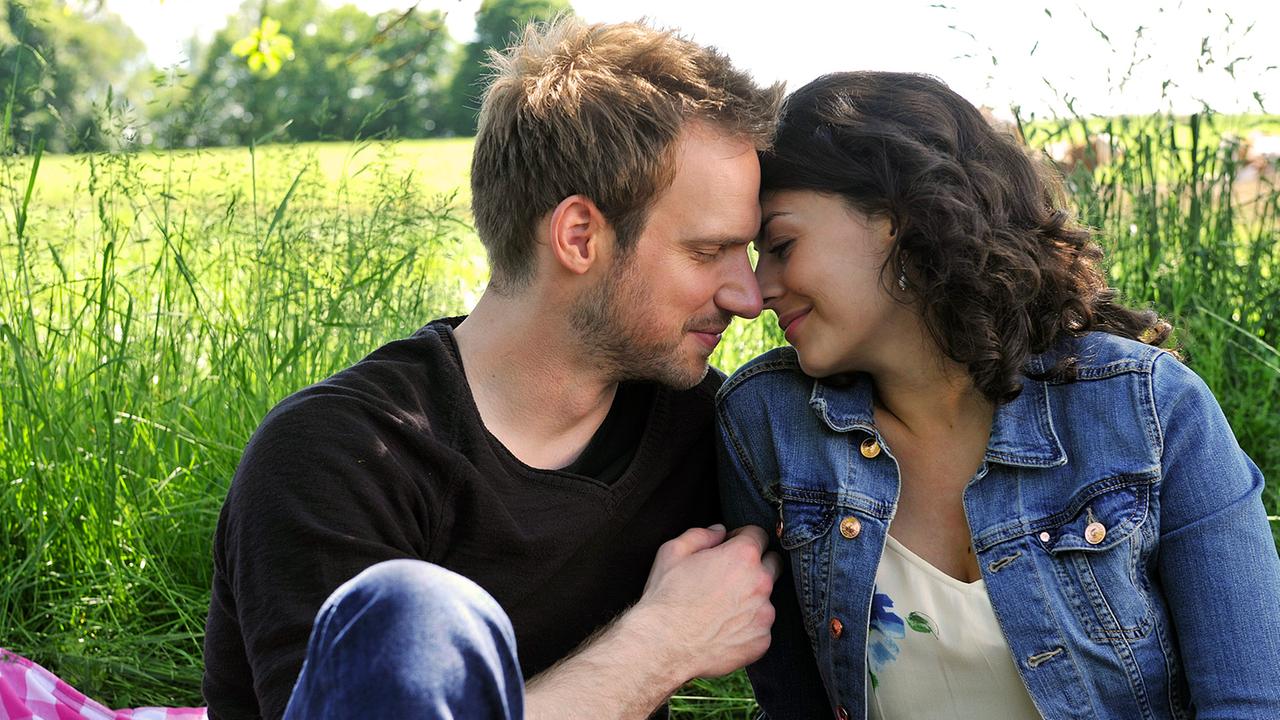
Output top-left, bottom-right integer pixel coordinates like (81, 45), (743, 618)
(2, 114), (1279, 716)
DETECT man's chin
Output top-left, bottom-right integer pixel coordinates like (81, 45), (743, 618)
(679, 354), (713, 388)
(629, 356), (708, 390)
(673, 341), (714, 386)
(679, 362), (712, 389)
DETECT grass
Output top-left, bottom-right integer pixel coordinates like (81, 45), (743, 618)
(2, 113), (1278, 716)
(10, 137), (476, 208)
(1, 136), (479, 706)
(1020, 111), (1280, 525)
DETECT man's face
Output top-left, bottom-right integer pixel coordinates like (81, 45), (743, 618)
(572, 124), (764, 388)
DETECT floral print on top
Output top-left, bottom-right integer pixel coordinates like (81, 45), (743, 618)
(867, 590), (939, 689)
(864, 534), (1041, 720)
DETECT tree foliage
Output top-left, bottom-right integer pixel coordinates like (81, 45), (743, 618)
(1, 0), (144, 152)
(439, 0), (573, 135)
(1, 0), (578, 152)
(172, 0), (455, 147)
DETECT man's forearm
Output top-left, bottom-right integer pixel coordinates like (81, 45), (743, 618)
(524, 604), (684, 720)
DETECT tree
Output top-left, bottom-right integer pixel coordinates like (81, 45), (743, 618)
(353, 4), (455, 139)
(174, 0), (454, 147)
(438, 0), (572, 136)
(1, 0), (145, 152)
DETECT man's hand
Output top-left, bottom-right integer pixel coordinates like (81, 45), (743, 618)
(631, 524), (781, 678)
(524, 524), (781, 719)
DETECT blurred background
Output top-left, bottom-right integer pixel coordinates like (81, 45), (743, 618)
(2, 0), (1278, 715)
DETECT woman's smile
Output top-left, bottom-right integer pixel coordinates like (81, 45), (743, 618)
(777, 308), (810, 343)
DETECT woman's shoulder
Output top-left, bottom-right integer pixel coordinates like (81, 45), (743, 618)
(1045, 331), (1222, 431)
(1042, 331), (1171, 380)
(716, 346), (810, 406)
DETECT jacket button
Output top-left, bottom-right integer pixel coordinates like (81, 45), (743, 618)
(839, 516), (862, 539)
(837, 706), (849, 720)
(859, 437), (882, 459)
(1085, 521), (1107, 545)
(829, 617), (844, 638)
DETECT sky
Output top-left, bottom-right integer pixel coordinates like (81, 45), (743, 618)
(106, 0), (1280, 117)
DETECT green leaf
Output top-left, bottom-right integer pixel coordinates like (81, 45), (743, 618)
(232, 16), (296, 77)
(230, 36), (258, 57)
(907, 611), (938, 637)
(263, 53), (282, 76)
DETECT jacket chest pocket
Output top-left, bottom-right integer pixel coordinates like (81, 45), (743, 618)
(1036, 473), (1158, 643)
(777, 492), (837, 639)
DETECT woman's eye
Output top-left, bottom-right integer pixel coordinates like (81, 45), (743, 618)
(767, 239), (794, 259)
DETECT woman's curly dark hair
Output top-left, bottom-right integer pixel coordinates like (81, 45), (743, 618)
(760, 71), (1172, 403)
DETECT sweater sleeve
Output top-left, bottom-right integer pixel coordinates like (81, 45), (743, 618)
(203, 391), (441, 720)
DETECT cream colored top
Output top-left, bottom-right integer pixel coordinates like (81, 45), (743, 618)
(865, 534), (1043, 720)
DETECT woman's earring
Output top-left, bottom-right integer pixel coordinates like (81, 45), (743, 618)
(897, 268), (908, 291)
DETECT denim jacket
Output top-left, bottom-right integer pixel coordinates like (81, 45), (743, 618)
(716, 332), (1280, 720)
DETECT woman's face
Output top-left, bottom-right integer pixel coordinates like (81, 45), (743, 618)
(755, 189), (908, 377)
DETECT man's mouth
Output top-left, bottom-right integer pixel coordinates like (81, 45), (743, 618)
(690, 325), (728, 350)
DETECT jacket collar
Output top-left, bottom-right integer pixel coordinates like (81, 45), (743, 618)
(808, 366), (1067, 469)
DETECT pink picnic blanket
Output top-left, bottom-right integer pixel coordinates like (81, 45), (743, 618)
(0, 649), (207, 720)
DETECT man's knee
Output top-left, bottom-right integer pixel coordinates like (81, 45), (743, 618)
(320, 559), (513, 647)
(288, 559), (524, 719)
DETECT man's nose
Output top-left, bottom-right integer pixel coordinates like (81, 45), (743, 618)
(717, 248), (763, 319)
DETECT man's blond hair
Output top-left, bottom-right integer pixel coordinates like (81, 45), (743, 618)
(470, 16), (782, 290)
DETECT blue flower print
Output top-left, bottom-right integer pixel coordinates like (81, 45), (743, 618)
(867, 588), (905, 688)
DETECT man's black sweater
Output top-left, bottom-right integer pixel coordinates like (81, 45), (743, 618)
(202, 318), (722, 719)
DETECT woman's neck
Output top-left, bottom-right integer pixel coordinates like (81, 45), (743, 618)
(870, 351), (994, 444)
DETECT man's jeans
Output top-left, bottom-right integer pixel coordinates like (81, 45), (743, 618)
(283, 559), (525, 719)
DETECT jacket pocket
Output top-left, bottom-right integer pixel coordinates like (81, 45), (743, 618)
(1035, 471), (1158, 643)
(777, 489), (837, 639)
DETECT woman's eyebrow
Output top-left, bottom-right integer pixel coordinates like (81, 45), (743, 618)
(760, 210), (791, 231)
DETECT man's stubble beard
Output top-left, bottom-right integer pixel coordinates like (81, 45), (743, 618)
(569, 255), (711, 390)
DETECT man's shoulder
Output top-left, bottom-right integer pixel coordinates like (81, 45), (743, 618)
(241, 319), (467, 464)
(324, 317), (463, 405)
(220, 321), (469, 561)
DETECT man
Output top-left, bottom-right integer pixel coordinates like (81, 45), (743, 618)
(203, 16), (783, 719)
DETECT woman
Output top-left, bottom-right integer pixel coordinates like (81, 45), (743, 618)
(716, 72), (1280, 720)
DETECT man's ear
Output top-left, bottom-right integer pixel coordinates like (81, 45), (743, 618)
(547, 195), (607, 276)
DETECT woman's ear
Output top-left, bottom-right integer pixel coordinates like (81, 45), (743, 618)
(547, 195), (608, 276)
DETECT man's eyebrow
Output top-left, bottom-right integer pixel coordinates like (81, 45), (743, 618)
(685, 234), (755, 247)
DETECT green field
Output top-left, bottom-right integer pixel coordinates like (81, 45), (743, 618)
(2, 119), (1278, 715)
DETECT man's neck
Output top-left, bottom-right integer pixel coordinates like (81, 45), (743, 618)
(453, 286), (620, 470)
